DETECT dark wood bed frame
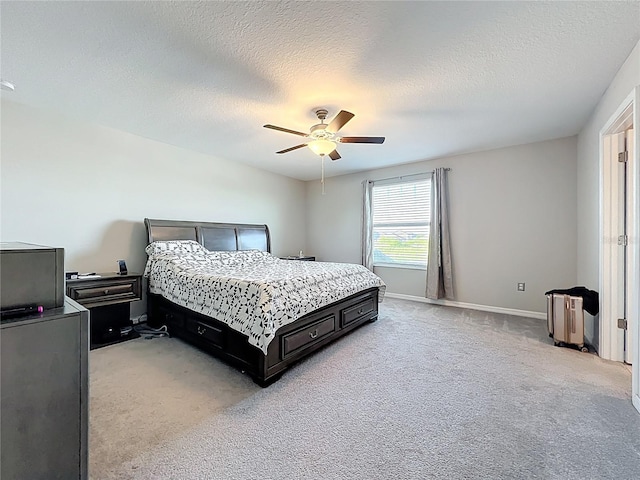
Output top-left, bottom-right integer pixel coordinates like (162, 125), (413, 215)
(144, 218), (379, 386)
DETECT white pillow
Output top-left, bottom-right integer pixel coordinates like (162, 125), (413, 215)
(145, 240), (208, 257)
(207, 249), (276, 266)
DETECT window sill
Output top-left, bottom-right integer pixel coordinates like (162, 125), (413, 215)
(374, 263), (426, 271)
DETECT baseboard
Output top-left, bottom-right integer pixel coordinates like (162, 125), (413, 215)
(384, 292), (546, 320)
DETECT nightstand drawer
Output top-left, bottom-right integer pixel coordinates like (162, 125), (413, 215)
(66, 276), (142, 308)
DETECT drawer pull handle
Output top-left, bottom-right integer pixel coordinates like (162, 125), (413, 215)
(358, 308), (363, 314)
(197, 326), (206, 335)
(104, 289), (110, 295)
(309, 329), (318, 339)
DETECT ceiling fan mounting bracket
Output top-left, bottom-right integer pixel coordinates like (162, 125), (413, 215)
(314, 108), (329, 121)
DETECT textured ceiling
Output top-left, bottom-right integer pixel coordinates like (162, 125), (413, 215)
(1, 1), (639, 181)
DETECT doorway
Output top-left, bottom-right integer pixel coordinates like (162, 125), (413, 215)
(599, 87), (639, 414)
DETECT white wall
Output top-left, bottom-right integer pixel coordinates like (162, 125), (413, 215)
(577, 40), (640, 348)
(1, 100), (307, 315)
(306, 137), (578, 314)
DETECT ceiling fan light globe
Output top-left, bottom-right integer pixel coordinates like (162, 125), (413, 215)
(308, 139), (336, 156)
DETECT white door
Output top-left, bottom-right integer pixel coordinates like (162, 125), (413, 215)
(614, 132), (628, 362)
(599, 88), (639, 414)
(631, 121), (640, 414)
(604, 131), (628, 361)
(625, 127), (635, 364)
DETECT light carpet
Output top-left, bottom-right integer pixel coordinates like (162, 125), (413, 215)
(89, 298), (640, 479)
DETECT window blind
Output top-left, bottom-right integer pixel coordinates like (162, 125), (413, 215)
(372, 178), (431, 267)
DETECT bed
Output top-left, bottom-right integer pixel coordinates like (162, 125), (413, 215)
(143, 218), (386, 386)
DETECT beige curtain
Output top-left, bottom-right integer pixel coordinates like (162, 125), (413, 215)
(361, 180), (374, 270)
(426, 168), (454, 299)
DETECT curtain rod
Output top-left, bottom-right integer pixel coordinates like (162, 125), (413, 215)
(367, 168), (451, 185)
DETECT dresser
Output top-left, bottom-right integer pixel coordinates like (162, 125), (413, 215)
(1, 298), (89, 480)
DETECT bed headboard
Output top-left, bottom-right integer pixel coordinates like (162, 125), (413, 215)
(144, 218), (271, 253)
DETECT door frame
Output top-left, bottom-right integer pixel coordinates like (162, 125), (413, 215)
(599, 87), (639, 413)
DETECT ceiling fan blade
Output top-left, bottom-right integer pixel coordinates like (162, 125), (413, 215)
(326, 110), (355, 133)
(329, 150), (341, 161)
(339, 136), (385, 144)
(264, 124), (308, 137)
(276, 144), (307, 154)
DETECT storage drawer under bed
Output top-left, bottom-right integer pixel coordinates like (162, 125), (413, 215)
(281, 314), (336, 359)
(185, 318), (224, 349)
(341, 296), (375, 327)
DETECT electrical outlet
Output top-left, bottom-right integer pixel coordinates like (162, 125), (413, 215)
(517, 282), (525, 292)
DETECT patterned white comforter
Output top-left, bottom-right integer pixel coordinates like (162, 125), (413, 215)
(144, 241), (386, 354)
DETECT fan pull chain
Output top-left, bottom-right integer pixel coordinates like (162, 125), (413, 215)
(321, 155), (325, 195)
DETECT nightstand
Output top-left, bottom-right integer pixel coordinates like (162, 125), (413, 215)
(66, 272), (142, 349)
(280, 256), (316, 261)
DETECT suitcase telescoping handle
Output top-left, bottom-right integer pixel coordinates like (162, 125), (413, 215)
(567, 297), (576, 334)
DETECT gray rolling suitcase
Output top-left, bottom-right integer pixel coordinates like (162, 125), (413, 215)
(546, 293), (588, 352)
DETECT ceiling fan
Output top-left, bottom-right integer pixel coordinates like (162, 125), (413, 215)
(264, 109), (385, 160)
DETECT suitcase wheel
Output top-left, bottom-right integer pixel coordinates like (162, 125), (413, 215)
(553, 341), (560, 347)
(581, 346), (589, 353)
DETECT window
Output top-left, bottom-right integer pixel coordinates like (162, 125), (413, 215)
(372, 177), (430, 268)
